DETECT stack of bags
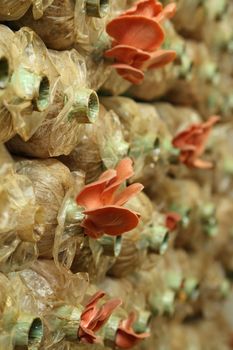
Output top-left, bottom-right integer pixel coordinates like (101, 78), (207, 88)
(0, 1), (233, 349)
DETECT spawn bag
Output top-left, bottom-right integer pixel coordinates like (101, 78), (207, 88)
(8, 260), (88, 349)
(202, 2), (233, 53)
(71, 193), (153, 283)
(0, 25), (59, 143)
(3, 272), (44, 350)
(15, 159), (74, 259)
(166, 323), (201, 350)
(0, 0), (54, 21)
(60, 104), (128, 184)
(0, 26), (17, 143)
(8, 48), (99, 158)
(101, 97), (165, 180)
(154, 103), (201, 134)
(171, 0), (227, 40)
(0, 273), (24, 350)
(14, 0), (77, 50)
(15, 0), (111, 50)
(163, 40), (219, 111)
(14, 0), (112, 89)
(0, 164), (41, 273)
(53, 170), (86, 271)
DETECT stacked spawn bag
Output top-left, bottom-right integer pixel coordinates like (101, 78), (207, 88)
(0, 157), (42, 274)
(8, 0), (114, 91)
(59, 104), (129, 184)
(125, 0), (233, 122)
(1, 1), (233, 350)
(5, 258), (151, 350)
(100, 96), (232, 348)
(7, 35), (100, 158)
(0, 25), (59, 144)
(162, 0), (233, 121)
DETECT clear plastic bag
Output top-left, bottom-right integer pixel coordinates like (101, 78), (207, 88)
(0, 0), (54, 21)
(101, 97), (166, 180)
(8, 48), (99, 158)
(15, 159), (74, 259)
(60, 104), (128, 184)
(0, 164), (41, 272)
(7, 260), (88, 348)
(170, 0), (228, 40)
(14, 0), (113, 89)
(0, 25), (59, 143)
(15, 0), (111, 51)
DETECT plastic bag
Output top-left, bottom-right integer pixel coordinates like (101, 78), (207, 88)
(0, 0), (54, 21)
(101, 97), (164, 180)
(171, 0), (227, 40)
(8, 48), (99, 158)
(7, 260), (88, 348)
(15, 159), (74, 259)
(53, 171), (86, 271)
(16, 0), (111, 51)
(0, 164), (41, 272)
(163, 40), (219, 111)
(154, 103), (201, 134)
(60, 104), (128, 184)
(0, 25), (59, 143)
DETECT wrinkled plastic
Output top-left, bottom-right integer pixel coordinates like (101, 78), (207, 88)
(16, 0), (113, 90)
(70, 234), (120, 284)
(8, 49), (95, 158)
(53, 171), (86, 270)
(101, 97), (165, 180)
(16, 0), (76, 50)
(0, 164), (41, 272)
(7, 260), (89, 348)
(60, 104), (129, 184)
(0, 0), (54, 21)
(0, 273), (19, 350)
(163, 40), (219, 111)
(16, 0), (110, 52)
(15, 159), (74, 259)
(0, 25), (59, 143)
